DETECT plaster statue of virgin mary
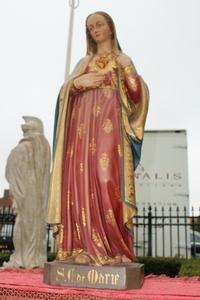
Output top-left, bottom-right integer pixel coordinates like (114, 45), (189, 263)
(48, 11), (149, 265)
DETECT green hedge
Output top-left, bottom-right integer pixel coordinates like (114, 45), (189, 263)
(179, 258), (200, 276)
(0, 253), (199, 277)
(138, 256), (183, 277)
(0, 253), (10, 267)
(138, 257), (200, 277)
(48, 252), (56, 262)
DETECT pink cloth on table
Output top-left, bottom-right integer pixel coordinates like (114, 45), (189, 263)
(0, 269), (200, 299)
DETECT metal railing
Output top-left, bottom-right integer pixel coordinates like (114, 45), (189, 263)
(0, 205), (200, 257)
(0, 206), (15, 251)
(133, 206), (200, 258)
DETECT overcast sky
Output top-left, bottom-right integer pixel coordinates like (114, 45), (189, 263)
(0, 0), (199, 210)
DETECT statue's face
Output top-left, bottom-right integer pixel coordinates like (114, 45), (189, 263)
(21, 121), (36, 135)
(21, 117), (43, 135)
(87, 14), (112, 45)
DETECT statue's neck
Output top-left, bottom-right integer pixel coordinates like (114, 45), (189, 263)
(96, 40), (113, 56)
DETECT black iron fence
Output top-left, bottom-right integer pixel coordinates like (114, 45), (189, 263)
(0, 206), (200, 258)
(133, 206), (200, 258)
(0, 206), (15, 251)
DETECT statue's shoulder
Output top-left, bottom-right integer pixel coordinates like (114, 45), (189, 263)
(15, 140), (29, 150)
(116, 51), (137, 73)
(117, 52), (131, 59)
(77, 54), (92, 66)
(7, 140), (30, 163)
(117, 52), (133, 63)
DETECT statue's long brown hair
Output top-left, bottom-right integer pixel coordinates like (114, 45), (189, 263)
(86, 11), (122, 55)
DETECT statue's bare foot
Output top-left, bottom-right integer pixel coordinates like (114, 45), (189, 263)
(114, 256), (122, 264)
(103, 256), (122, 265)
(74, 253), (91, 264)
(121, 255), (132, 263)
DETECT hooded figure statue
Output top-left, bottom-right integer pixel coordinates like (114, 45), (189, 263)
(4, 116), (51, 268)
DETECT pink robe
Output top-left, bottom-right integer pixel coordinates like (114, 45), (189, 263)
(58, 56), (141, 265)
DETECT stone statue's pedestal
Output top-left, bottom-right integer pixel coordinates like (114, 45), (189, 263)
(44, 260), (144, 290)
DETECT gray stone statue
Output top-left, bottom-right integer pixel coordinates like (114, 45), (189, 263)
(3, 116), (51, 268)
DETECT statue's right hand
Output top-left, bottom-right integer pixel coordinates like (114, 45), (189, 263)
(73, 73), (105, 89)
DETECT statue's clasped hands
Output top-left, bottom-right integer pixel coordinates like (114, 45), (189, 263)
(73, 73), (105, 90)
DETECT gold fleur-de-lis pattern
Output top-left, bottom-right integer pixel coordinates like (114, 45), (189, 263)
(75, 223), (81, 241)
(105, 209), (115, 225)
(77, 123), (85, 139)
(102, 118), (113, 134)
(93, 105), (101, 117)
(92, 227), (103, 248)
(80, 162), (84, 173)
(81, 207), (86, 227)
(102, 88), (113, 99)
(99, 152), (110, 171)
(123, 63), (141, 104)
(89, 138), (96, 154)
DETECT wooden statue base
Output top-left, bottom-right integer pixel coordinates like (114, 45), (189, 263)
(44, 260), (144, 290)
